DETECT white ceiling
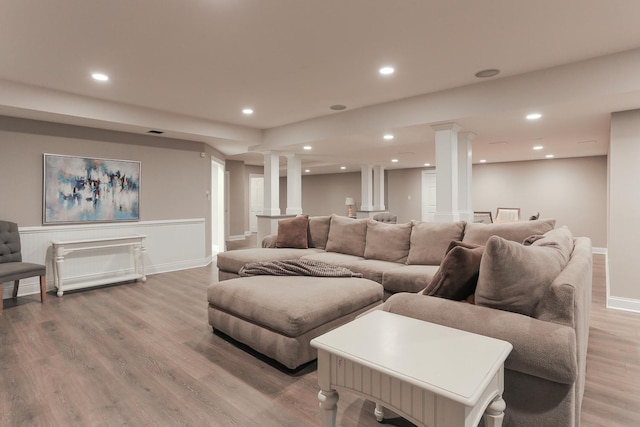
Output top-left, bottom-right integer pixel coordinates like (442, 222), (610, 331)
(2, 0), (640, 174)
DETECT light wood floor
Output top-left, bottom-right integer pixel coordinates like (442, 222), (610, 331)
(1, 235), (639, 426)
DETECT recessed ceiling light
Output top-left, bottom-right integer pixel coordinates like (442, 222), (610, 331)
(479, 159), (487, 163)
(546, 154), (555, 158)
(391, 159), (399, 163)
(379, 66), (395, 75)
(305, 169), (310, 173)
(533, 145), (544, 150)
(526, 113), (542, 120)
(383, 134), (394, 140)
(340, 166), (346, 170)
(475, 69), (500, 78)
(242, 108), (254, 115)
(424, 163), (431, 167)
(303, 145), (312, 150)
(91, 72), (109, 81)
(330, 104), (347, 111)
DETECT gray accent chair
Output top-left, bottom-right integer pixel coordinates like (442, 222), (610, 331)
(0, 220), (46, 313)
(372, 212), (397, 223)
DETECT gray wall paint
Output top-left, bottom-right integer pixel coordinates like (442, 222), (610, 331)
(609, 110), (640, 300)
(0, 116), (215, 256)
(279, 172), (362, 217)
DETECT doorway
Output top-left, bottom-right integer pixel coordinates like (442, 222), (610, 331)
(249, 174), (264, 233)
(421, 170), (436, 221)
(211, 158), (225, 254)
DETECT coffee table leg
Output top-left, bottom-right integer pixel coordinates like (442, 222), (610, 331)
(318, 389), (338, 427)
(374, 403), (385, 422)
(483, 394), (506, 427)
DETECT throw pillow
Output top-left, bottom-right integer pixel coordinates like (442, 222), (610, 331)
(475, 233), (570, 316)
(462, 218), (556, 246)
(363, 220), (412, 263)
(325, 215), (368, 257)
(406, 220), (466, 265)
(276, 215), (309, 249)
(422, 240), (484, 300)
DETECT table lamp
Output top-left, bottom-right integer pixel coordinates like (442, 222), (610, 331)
(345, 197), (355, 217)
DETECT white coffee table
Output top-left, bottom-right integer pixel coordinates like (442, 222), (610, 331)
(310, 310), (513, 427)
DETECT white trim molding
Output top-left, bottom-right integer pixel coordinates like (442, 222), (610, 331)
(3, 219), (208, 299)
(607, 296), (640, 314)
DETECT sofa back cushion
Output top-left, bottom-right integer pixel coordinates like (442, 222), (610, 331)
(308, 215), (331, 249)
(422, 240), (484, 300)
(406, 220), (466, 265)
(364, 220), (412, 263)
(325, 215), (368, 257)
(475, 227), (573, 316)
(462, 218), (556, 245)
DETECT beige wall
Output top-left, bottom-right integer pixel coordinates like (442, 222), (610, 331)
(387, 168), (425, 223)
(609, 110), (640, 302)
(279, 172), (361, 217)
(472, 156), (607, 247)
(0, 116), (216, 256)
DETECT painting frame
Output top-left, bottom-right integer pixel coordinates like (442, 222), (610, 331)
(43, 153), (141, 225)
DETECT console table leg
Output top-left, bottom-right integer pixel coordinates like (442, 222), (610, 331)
(483, 394), (506, 427)
(374, 403), (385, 422)
(318, 389), (338, 427)
(55, 253), (64, 297)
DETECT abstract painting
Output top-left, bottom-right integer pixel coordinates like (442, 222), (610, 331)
(43, 154), (141, 224)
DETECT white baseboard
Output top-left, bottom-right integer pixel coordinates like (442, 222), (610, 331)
(244, 230), (252, 236)
(227, 235), (246, 241)
(607, 296), (640, 313)
(592, 247), (607, 254)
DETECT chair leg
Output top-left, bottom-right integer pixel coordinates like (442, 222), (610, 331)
(39, 275), (46, 304)
(12, 280), (19, 299)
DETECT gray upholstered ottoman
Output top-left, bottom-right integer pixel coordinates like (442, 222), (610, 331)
(207, 275), (383, 369)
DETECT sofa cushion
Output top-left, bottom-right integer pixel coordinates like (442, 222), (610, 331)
(364, 220), (412, 263)
(462, 218), (556, 246)
(216, 247), (324, 274)
(422, 241), (483, 300)
(406, 220), (466, 265)
(475, 229), (572, 316)
(382, 265), (441, 293)
(276, 215), (309, 249)
(207, 276), (383, 337)
(308, 215), (331, 249)
(325, 215), (368, 257)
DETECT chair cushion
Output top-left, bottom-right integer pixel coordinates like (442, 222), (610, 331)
(0, 220), (22, 263)
(0, 262), (46, 282)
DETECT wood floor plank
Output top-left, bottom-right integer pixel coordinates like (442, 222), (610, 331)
(1, 244), (639, 426)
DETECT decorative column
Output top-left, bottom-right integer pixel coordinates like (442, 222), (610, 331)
(373, 165), (386, 211)
(360, 165), (374, 212)
(457, 132), (475, 222)
(285, 153), (302, 215)
(432, 123), (462, 222)
(262, 151), (280, 216)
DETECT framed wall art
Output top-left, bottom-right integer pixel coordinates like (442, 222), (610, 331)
(43, 153), (141, 224)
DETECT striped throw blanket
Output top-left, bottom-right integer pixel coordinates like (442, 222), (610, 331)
(238, 259), (363, 278)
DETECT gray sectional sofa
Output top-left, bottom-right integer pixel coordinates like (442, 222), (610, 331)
(212, 214), (592, 427)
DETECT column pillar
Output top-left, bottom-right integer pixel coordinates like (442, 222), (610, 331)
(262, 151), (280, 216)
(360, 165), (374, 211)
(285, 153), (302, 215)
(373, 165), (386, 211)
(432, 123), (462, 222)
(457, 132), (475, 222)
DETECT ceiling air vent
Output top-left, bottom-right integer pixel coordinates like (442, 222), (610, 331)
(147, 129), (164, 135)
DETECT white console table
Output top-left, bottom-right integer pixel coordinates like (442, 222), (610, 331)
(51, 235), (147, 297)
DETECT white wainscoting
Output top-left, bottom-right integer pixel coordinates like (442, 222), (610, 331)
(3, 219), (209, 299)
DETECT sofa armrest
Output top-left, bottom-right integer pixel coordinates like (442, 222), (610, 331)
(262, 234), (277, 248)
(383, 293), (577, 384)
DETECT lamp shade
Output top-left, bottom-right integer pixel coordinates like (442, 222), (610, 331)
(345, 197), (355, 206)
